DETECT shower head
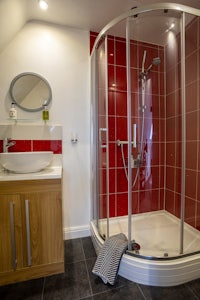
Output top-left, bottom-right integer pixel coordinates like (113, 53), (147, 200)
(139, 52), (161, 80)
(146, 57), (161, 74)
(153, 57), (161, 66)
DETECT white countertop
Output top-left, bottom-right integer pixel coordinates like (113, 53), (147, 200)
(0, 166), (62, 181)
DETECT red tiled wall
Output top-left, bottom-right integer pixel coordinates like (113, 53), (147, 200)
(165, 17), (200, 230)
(91, 32), (165, 218)
(0, 140), (62, 154)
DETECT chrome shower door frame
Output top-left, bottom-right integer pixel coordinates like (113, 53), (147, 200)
(91, 3), (200, 257)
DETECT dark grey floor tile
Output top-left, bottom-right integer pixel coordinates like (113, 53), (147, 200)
(86, 257), (133, 295)
(93, 284), (145, 300)
(43, 261), (92, 300)
(186, 278), (200, 299)
(139, 283), (199, 300)
(64, 238), (85, 265)
(0, 278), (44, 300)
(81, 237), (97, 260)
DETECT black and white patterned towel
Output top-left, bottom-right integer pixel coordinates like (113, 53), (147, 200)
(92, 233), (128, 285)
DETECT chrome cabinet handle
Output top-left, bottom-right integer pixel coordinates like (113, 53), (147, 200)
(25, 200), (32, 266)
(9, 202), (16, 270)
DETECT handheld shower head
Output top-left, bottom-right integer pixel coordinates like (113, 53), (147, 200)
(152, 57), (161, 66)
(139, 53), (161, 80)
(146, 57), (161, 74)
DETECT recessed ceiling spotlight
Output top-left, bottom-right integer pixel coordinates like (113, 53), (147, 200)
(169, 22), (175, 29)
(39, 0), (48, 10)
(165, 22), (175, 33)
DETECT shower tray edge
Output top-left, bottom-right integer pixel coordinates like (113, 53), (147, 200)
(90, 220), (200, 287)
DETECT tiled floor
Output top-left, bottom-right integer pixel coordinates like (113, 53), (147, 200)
(0, 236), (200, 300)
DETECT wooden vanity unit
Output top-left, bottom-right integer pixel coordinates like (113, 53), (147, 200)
(0, 178), (64, 286)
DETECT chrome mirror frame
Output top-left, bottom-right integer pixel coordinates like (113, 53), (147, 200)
(9, 72), (52, 112)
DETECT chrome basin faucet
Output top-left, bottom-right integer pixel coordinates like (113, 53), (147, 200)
(3, 138), (16, 153)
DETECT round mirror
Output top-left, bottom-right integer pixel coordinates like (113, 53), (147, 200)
(9, 72), (52, 112)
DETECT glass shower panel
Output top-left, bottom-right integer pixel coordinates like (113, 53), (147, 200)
(183, 12), (200, 255)
(95, 36), (110, 239)
(97, 20), (129, 239)
(127, 10), (185, 258)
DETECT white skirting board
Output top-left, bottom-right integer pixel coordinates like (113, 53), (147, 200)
(63, 225), (91, 240)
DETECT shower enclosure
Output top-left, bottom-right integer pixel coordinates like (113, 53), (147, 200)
(90, 3), (200, 286)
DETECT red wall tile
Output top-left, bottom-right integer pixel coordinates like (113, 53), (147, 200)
(116, 91), (127, 116)
(108, 38), (115, 65)
(116, 66), (127, 91)
(139, 189), (160, 213)
(115, 40), (126, 66)
(117, 193), (128, 216)
(0, 139), (62, 154)
(116, 168), (128, 193)
(109, 194), (116, 217)
(165, 189), (175, 214)
(33, 140), (62, 154)
(184, 197), (196, 227)
(7, 140), (32, 152)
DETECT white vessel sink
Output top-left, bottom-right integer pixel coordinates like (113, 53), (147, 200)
(0, 151), (53, 173)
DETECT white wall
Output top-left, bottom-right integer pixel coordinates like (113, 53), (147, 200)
(0, 0), (27, 53)
(0, 21), (91, 239)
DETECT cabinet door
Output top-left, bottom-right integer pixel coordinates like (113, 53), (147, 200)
(21, 191), (63, 267)
(0, 195), (23, 273)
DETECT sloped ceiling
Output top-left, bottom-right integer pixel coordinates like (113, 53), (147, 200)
(26, 0), (200, 31)
(0, 0), (200, 52)
(0, 0), (27, 53)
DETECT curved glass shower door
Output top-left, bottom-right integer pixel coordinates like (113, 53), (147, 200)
(91, 4), (200, 259)
(127, 9), (184, 257)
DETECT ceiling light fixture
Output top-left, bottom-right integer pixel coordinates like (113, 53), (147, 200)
(39, 0), (48, 10)
(165, 22), (175, 33)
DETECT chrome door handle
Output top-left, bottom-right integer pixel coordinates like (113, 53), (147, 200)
(99, 127), (107, 148)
